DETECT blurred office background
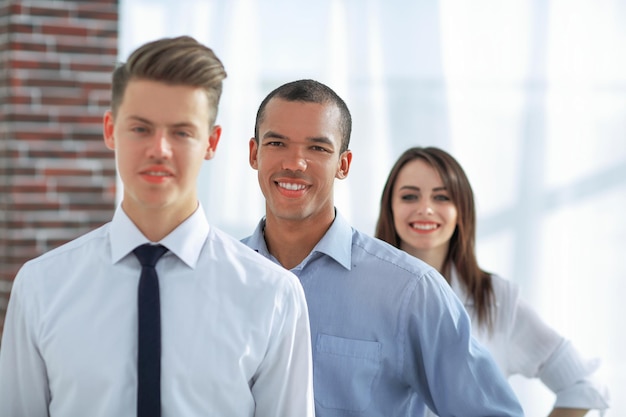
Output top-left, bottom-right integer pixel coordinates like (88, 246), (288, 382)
(1, 0), (623, 415)
(120, 1), (625, 414)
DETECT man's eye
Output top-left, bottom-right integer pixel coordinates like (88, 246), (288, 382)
(312, 146), (329, 152)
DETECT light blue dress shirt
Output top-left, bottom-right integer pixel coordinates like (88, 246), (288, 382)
(0, 204), (314, 417)
(243, 210), (524, 417)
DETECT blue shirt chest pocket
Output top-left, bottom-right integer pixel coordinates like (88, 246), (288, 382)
(314, 333), (382, 412)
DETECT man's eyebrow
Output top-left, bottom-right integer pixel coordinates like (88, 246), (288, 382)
(127, 116), (197, 129)
(260, 131), (335, 149)
(171, 122), (198, 129)
(262, 130), (288, 140)
(127, 115), (153, 125)
(308, 136), (333, 146)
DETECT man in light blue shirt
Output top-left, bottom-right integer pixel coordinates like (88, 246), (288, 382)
(242, 79), (524, 416)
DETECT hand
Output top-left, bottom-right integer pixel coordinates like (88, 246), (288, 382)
(547, 408), (589, 417)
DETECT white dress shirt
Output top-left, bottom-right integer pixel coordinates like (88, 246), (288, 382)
(0, 204), (314, 417)
(426, 268), (609, 416)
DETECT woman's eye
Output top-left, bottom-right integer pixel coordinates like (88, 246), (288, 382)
(401, 194), (418, 201)
(434, 194), (450, 201)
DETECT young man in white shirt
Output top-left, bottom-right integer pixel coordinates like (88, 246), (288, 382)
(0, 36), (314, 417)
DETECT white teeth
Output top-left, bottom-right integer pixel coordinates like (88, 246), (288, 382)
(146, 171), (169, 176)
(411, 223), (437, 230)
(278, 182), (306, 191)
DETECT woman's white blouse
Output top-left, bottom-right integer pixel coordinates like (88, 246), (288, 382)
(449, 268), (610, 412)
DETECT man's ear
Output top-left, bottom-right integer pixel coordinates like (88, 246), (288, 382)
(103, 110), (115, 150)
(249, 138), (259, 170)
(204, 125), (222, 160)
(336, 149), (352, 179)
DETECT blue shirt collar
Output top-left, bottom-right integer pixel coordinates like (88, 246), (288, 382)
(247, 209), (353, 271)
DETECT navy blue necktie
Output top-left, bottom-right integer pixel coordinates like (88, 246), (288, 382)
(134, 244), (168, 417)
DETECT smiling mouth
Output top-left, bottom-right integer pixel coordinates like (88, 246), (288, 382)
(277, 182), (306, 191)
(143, 171), (171, 176)
(410, 222), (439, 231)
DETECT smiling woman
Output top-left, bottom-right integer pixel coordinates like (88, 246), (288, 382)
(376, 146), (610, 417)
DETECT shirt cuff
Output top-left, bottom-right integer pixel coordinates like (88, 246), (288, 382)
(538, 340), (610, 410)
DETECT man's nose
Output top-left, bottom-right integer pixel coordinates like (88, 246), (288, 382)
(147, 131), (173, 159)
(281, 148), (307, 171)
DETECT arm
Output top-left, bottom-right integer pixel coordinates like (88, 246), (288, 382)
(0, 267), (50, 416)
(250, 276), (315, 417)
(507, 299), (609, 413)
(402, 271), (523, 417)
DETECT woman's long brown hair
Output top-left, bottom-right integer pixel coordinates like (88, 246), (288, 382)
(375, 147), (495, 330)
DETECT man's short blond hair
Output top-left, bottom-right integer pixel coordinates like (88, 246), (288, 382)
(111, 36), (227, 126)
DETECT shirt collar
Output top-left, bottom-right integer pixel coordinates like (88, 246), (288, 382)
(109, 203), (210, 269)
(312, 210), (352, 270)
(247, 209), (353, 271)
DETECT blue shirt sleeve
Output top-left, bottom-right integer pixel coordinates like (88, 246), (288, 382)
(401, 270), (524, 417)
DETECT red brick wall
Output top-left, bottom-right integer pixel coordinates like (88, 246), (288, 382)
(0, 0), (118, 338)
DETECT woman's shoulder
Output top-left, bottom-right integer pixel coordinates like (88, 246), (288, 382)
(450, 268), (520, 308)
(488, 273), (520, 303)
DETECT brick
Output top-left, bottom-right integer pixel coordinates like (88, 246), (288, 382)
(81, 148), (114, 160)
(28, 87), (84, 102)
(5, 177), (49, 193)
(28, 6), (73, 19)
(87, 27), (118, 38)
(0, 257), (22, 281)
(8, 113), (51, 123)
(41, 24), (89, 37)
(41, 166), (98, 176)
(8, 39), (48, 52)
(8, 3), (24, 15)
(27, 149), (79, 159)
(56, 114), (105, 124)
(69, 62), (115, 73)
(10, 59), (62, 71)
(76, 9), (118, 21)
(7, 23), (35, 35)
(24, 77), (81, 88)
(55, 43), (117, 56)
(7, 95), (34, 105)
(68, 126), (106, 140)
(11, 201), (62, 211)
(5, 245), (41, 261)
(40, 95), (87, 106)
(0, 280), (12, 295)
(0, 166), (38, 176)
(14, 128), (67, 141)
